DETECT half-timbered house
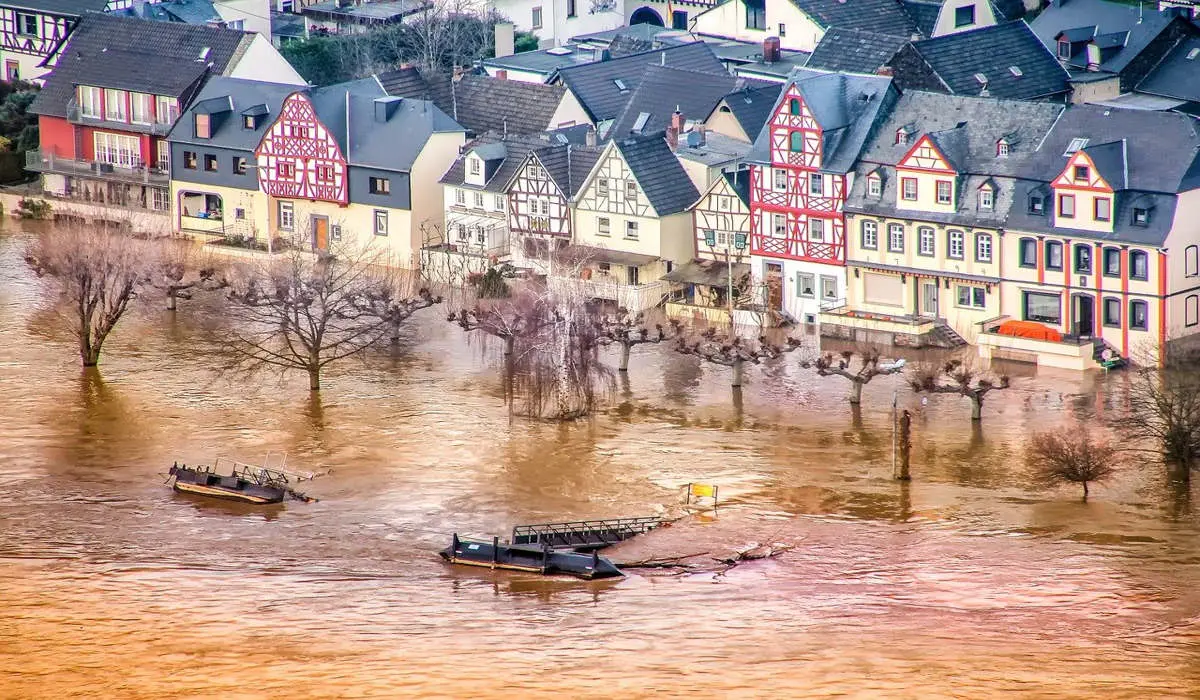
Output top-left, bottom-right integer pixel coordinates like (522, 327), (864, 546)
(558, 131), (699, 311)
(746, 68), (896, 325)
(506, 135), (601, 272)
(0, 0), (106, 83)
(27, 14), (302, 228)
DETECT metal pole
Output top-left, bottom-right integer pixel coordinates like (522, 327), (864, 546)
(891, 389), (898, 479)
(726, 248), (734, 323)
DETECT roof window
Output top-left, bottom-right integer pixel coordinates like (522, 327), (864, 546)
(1188, 47), (1200, 60)
(1063, 137), (1089, 156)
(546, 47), (572, 55)
(613, 79), (628, 92)
(1009, 65), (1023, 77)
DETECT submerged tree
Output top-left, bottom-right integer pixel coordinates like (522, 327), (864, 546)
(25, 227), (154, 367)
(223, 242), (437, 391)
(801, 345), (906, 404)
(1028, 425), (1119, 501)
(594, 309), (679, 372)
(1123, 346), (1200, 479)
(674, 327), (802, 391)
(908, 358), (1010, 421)
(148, 241), (228, 311)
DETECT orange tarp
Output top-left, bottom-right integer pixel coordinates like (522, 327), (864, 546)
(996, 319), (1062, 343)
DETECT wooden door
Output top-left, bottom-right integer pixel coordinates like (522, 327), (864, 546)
(314, 217), (329, 251)
(765, 262), (784, 310)
(921, 281), (938, 317)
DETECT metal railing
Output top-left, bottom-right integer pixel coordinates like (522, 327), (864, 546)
(549, 276), (671, 312)
(511, 516), (663, 549)
(26, 149), (170, 186)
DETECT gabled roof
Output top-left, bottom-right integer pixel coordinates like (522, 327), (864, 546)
(901, 0), (941, 37)
(31, 14), (250, 118)
(709, 83), (783, 142)
(536, 140), (604, 198)
(439, 132), (602, 196)
(805, 27), (909, 74)
(1081, 139), (1128, 190)
(723, 168), (752, 207)
(789, 0), (921, 37)
(553, 42), (727, 124)
(747, 68), (897, 173)
(1136, 35), (1200, 103)
(901, 21), (1070, 100)
(611, 132), (700, 216)
(609, 65), (763, 139)
(1030, 0), (1177, 74)
(1, 0), (105, 15)
(924, 126), (969, 172)
(379, 69), (569, 136)
(168, 76), (298, 149)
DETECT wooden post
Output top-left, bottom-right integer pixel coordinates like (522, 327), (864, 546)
(898, 409), (912, 481)
(491, 536), (499, 569)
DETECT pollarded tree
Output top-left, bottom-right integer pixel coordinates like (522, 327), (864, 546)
(1122, 345), (1200, 479)
(594, 309), (680, 372)
(25, 226), (154, 367)
(908, 358), (1010, 421)
(674, 327), (802, 391)
(449, 288), (554, 358)
(148, 241), (228, 311)
(1028, 425), (1120, 501)
(801, 345), (906, 404)
(223, 242), (437, 391)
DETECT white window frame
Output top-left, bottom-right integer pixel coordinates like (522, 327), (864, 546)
(918, 227), (935, 256)
(625, 220), (638, 240)
(809, 217), (824, 242)
(597, 217), (610, 236)
(93, 131), (140, 168)
(979, 187), (994, 210)
(130, 93), (152, 125)
(773, 168), (787, 191)
(455, 188), (465, 205)
(79, 86), (102, 119)
(867, 175), (881, 197)
(936, 180), (952, 205)
(155, 95), (178, 125)
(887, 223), (904, 253)
(948, 230), (964, 260)
(16, 12), (37, 36)
(278, 201), (294, 231)
(861, 220), (877, 249)
(374, 210), (388, 236)
(104, 89), (127, 122)
(975, 233), (993, 263)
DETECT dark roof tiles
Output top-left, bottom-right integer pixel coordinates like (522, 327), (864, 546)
(805, 27), (909, 74)
(614, 133), (700, 216)
(789, 0), (921, 36)
(380, 69), (568, 136)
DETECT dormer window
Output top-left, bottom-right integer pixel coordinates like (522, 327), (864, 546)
(1073, 165), (1089, 182)
(195, 113), (211, 139)
(243, 115), (255, 129)
(979, 186), (994, 210)
(469, 158), (481, 176)
(1029, 194), (1045, 214)
(954, 4), (975, 28)
(1132, 207), (1149, 226)
(1057, 38), (1071, 60)
(896, 128), (909, 146)
(867, 173), (881, 197)
(997, 140), (1010, 157)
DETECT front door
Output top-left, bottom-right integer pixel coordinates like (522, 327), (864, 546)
(313, 216), (329, 251)
(921, 281), (938, 318)
(1073, 294), (1095, 337)
(627, 265), (639, 286)
(765, 262), (784, 310)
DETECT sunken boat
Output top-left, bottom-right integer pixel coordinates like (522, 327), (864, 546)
(440, 534), (623, 580)
(167, 457), (321, 505)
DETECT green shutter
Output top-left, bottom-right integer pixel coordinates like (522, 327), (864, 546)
(704, 229), (716, 246)
(734, 233), (747, 250)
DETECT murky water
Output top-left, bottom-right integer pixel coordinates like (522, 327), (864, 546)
(2, 222), (1200, 698)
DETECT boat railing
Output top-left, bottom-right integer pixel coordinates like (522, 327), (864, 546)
(212, 457), (319, 486)
(511, 516), (663, 548)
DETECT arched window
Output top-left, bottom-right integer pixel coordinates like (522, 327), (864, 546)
(1186, 245), (1199, 277)
(789, 131), (804, 152)
(1130, 250), (1149, 280)
(789, 99), (800, 115)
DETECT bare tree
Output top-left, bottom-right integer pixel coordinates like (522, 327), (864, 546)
(1123, 345), (1200, 478)
(674, 327), (802, 390)
(594, 309), (680, 372)
(24, 227), (154, 367)
(513, 292), (614, 420)
(908, 358), (1010, 421)
(1028, 425), (1119, 501)
(223, 242), (437, 392)
(148, 240), (228, 311)
(449, 288), (552, 357)
(801, 345), (905, 404)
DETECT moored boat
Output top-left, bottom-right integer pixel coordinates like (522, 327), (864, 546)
(167, 456), (321, 505)
(440, 533), (623, 580)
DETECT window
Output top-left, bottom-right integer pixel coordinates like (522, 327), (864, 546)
(1073, 165), (1089, 182)
(821, 275), (837, 300)
(244, 115), (256, 129)
(779, 22), (786, 36)
(887, 223), (904, 253)
(16, 12), (36, 36)
(810, 173), (823, 196)
(976, 233), (993, 263)
(1132, 207), (1149, 226)
(1103, 247), (1120, 277)
(374, 210), (388, 236)
(1029, 195), (1045, 215)
(183, 151), (197, 169)
(861, 220), (878, 249)
(531, 6), (542, 28)
(370, 177), (390, 195)
(1130, 300), (1148, 330)
(788, 99), (800, 115)
(1189, 295), (1199, 327)
(948, 230), (964, 260)
(901, 178), (917, 201)
(773, 213), (787, 236)
(1058, 194), (1075, 218)
(104, 89), (126, 122)
(278, 201), (294, 230)
(567, 0), (576, 16)
(774, 168), (787, 190)
(979, 187), (993, 210)
(204, 154), (217, 172)
(4, 60), (16, 82)
(454, 188), (465, 205)
(79, 86), (102, 118)
(473, 191), (484, 208)
(625, 221), (638, 239)
(1094, 197), (1111, 222)
(997, 140), (1010, 157)
(1103, 297), (1120, 328)
(867, 174), (881, 197)
(1024, 291), (1061, 324)
(94, 132), (140, 168)
(235, 208), (246, 220)
(957, 285), (986, 309)
(810, 218), (825, 241)
(936, 180), (952, 205)
(233, 157), (247, 175)
(598, 217), (610, 236)
(745, 0), (766, 30)
(1046, 240), (1063, 271)
(317, 165), (334, 183)
(469, 158), (481, 176)
(797, 272), (815, 298)
(626, 180), (638, 202)
(195, 113), (211, 139)
(595, 178), (608, 199)
(1019, 238), (1037, 268)
(954, 4), (975, 27)
(789, 132), (804, 152)
(1074, 244), (1092, 273)
(155, 95), (178, 125)
(918, 227), (934, 256)
(278, 161), (294, 179)
(1187, 245), (1199, 277)
(896, 128), (910, 146)
(130, 93), (151, 125)
(1130, 250), (1148, 280)
(495, 195), (505, 210)
(1057, 39), (1071, 59)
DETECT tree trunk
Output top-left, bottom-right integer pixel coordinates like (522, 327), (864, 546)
(970, 394), (983, 420)
(390, 319), (402, 344)
(898, 410), (912, 481)
(1082, 481), (1089, 501)
(731, 358), (744, 388)
(849, 380), (863, 404)
(619, 343), (631, 372)
(308, 366), (321, 392)
(167, 290), (177, 312)
(503, 335), (515, 357)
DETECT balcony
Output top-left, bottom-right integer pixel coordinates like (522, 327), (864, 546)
(66, 99), (175, 136)
(819, 302), (942, 347)
(549, 275), (671, 312)
(975, 316), (1097, 371)
(27, 150), (170, 186)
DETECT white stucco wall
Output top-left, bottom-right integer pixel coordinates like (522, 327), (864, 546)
(227, 34), (307, 85)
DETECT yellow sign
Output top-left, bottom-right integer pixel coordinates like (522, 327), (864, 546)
(689, 483), (716, 499)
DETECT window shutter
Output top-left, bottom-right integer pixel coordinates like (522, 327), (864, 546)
(734, 233), (747, 250)
(704, 230), (716, 246)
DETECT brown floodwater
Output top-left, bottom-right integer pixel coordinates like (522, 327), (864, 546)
(2, 221), (1200, 699)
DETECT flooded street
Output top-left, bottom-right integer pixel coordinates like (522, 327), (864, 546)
(3, 222), (1200, 698)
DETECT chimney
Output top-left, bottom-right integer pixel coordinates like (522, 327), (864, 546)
(494, 22), (515, 59)
(696, 124), (707, 147)
(666, 126), (679, 151)
(585, 126), (597, 147)
(876, 65), (894, 77)
(763, 36), (781, 64)
(373, 96), (401, 123)
(670, 106), (685, 135)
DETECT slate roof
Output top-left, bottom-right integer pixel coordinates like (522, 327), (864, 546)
(31, 14), (250, 118)
(1136, 34), (1200, 103)
(805, 27), (909, 74)
(380, 69), (568, 136)
(3, 0), (105, 15)
(747, 68), (897, 173)
(1030, 0), (1176, 74)
(439, 132), (603, 198)
(724, 168), (751, 207)
(901, 0), (941, 37)
(789, 0), (921, 36)
(537, 139), (604, 198)
(612, 132), (700, 216)
(901, 21), (1070, 100)
(169, 76), (298, 149)
(709, 83), (783, 142)
(116, 0), (221, 25)
(554, 42), (727, 124)
(609, 65), (763, 140)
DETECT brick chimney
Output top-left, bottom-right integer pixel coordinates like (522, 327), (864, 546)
(876, 65), (894, 77)
(670, 107), (685, 135)
(763, 36), (781, 64)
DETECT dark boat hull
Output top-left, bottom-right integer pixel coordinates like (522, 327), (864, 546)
(170, 468), (286, 505)
(440, 535), (623, 580)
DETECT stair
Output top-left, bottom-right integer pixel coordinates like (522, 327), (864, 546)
(928, 322), (968, 348)
(1093, 338), (1126, 370)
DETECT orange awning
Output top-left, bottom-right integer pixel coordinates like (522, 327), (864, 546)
(996, 319), (1062, 342)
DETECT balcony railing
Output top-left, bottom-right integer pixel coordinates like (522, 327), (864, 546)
(549, 276), (670, 312)
(26, 150), (170, 186)
(66, 99), (175, 136)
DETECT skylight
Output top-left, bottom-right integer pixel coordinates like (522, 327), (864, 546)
(632, 112), (651, 133)
(546, 47), (572, 56)
(613, 79), (628, 91)
(1188, 47), (1200, 60)
(1063, 137), (1089, 156)
(1009, 66), (1023, 77)
(973, 73), (988, 85)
